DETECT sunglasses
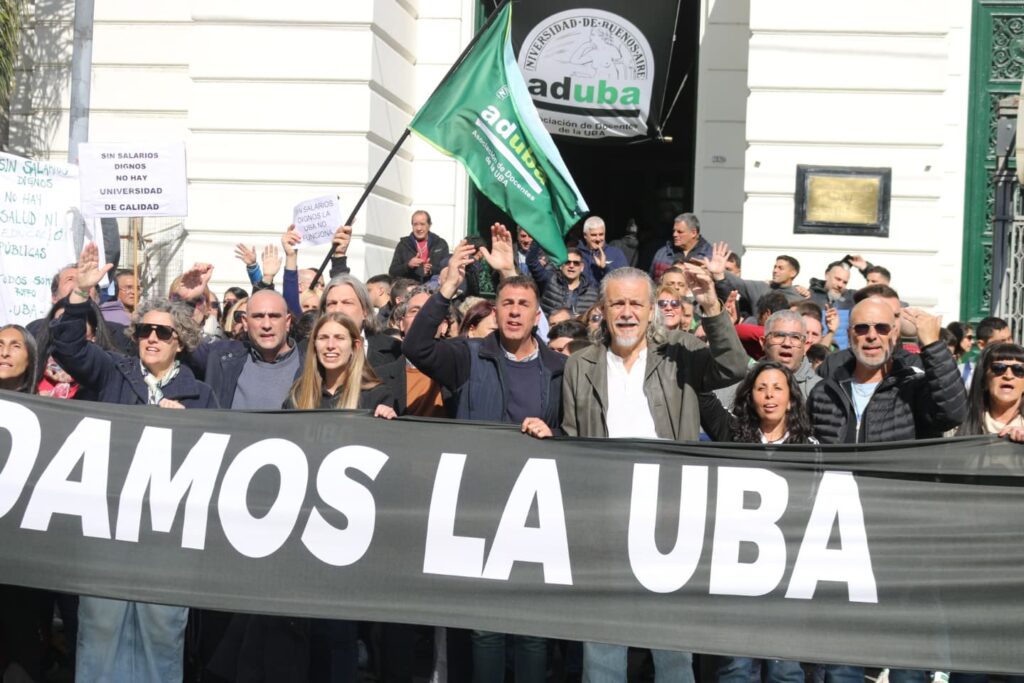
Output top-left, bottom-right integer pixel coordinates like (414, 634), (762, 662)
(989, 362), (1024, 378)
(564, 259), (583, 267)
(589, 314), (603, 323)
(852, 322), (893, 336)
(657, 299), (681, 309)
(133, 323), (176, 341)
(233, 311), (247, 323)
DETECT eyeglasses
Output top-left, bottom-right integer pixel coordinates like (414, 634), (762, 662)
(133, 323), (176, 341)
(766, 331), (806, 343)
(989, 362), (1024, 378)
(852, 322), (893, 336)
(657, 299), (681, 309)
(233, 311), (247, 323)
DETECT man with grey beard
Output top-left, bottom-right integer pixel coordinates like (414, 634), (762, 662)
(806, 299), (967, 683)
(559, 265), (747, 683)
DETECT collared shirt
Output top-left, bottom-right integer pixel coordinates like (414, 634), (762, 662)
(605, 348), (659, 439)
(501, 339), (539, 363)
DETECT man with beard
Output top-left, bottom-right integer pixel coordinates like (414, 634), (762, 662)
(809, 260), (855, 310)
(808, 296), (966, 443)
(559, 265), (747, 682)
(806, 299), (966, 683)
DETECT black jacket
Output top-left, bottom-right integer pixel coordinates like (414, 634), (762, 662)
(51, 301), (217, 409)
(402, 292), (565, 428)
(808, 341), (967, 444)
(282, 383), (395, 411)
(526, 242), (598, 316)
(388, 233), (450, 282)
(187, 338), (305, 409)
(816, 345), (923, 379)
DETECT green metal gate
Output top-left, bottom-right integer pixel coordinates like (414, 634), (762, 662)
(962, 1), (1024, 321)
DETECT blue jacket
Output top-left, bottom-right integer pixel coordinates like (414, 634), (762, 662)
(576, 240), (628, 283)
(51, 301), (217, 409)
(649, 236), (713, 280)
(402, 292), (565, 427)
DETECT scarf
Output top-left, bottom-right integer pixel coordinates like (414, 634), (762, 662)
(141, 360), (180, 405)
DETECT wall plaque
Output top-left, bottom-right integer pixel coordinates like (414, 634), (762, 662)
(794, 165), (891, 236)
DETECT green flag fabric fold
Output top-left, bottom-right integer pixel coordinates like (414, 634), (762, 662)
(409, 3), (588, 264)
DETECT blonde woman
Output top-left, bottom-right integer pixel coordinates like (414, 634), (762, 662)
(284, 312), (397, 416)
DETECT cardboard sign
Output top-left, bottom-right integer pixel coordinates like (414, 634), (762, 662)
(78, 142), (187, 217)
(292, 194), (341, 246)
(0, 152), (80, 324)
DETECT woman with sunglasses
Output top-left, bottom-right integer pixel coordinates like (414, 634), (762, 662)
(50, 243), (217, 682)
(656, 285), (685, 331)
(957, 342), (1024, 442)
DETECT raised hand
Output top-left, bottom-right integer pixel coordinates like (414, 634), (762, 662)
(332, 224), (352, 258)
(681, 262), (721, 316)
(848, 255), (868, 271)
(903, 307), (942, 346)
(478, 223), (517, 277)
(439, 240), (478, 299)
(177, 263), (214, 301)
(825, 306), (840, 334)
(234, 243), (257, 267)
(71, 242), (112, 302)
(703, 241), (733, 280)
(593, 245), (607, 270)
(281, 225), (301, 257)
(261, 244), (282, 281)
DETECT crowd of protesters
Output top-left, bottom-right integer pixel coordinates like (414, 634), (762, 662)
(0, 208), (1020, 683)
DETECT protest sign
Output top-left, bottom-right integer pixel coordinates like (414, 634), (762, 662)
(78, 142), (187, 218)
(292, 194), (341, 246)
(1, 390), (1023, 673)
(0, 153), (80, 325)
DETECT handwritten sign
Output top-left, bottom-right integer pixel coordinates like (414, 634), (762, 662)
(78, 142), (187, 217)
(292, 195), (341, 246)
(0, 152), (79, 325)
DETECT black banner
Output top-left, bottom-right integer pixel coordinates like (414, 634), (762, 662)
(0, 390), (1023, 673)
(510, 0), (679, 140)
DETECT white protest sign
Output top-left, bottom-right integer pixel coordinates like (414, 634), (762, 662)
(292, 195), (341, 246)
(0, 152), (80, 325)
(78, 141), (187, 217)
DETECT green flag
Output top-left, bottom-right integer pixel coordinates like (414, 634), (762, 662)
(408, 3), (587, 264)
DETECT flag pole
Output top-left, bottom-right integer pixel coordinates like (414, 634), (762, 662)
(310, 0), (514, 289)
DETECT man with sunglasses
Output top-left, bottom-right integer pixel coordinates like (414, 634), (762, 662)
(807, 297), (966, 683)
(808, 297), (966, 446)
(526, 244), (599, 317)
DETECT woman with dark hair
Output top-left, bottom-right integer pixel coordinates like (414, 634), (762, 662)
(730, 359), (816, 444)
(33, 297), (119, 399)
(715, 360), (812, 683)
(51, 243), (217, 682)
(458, 299), (496, 339)
(221, 286), (248, 328)
(0, 324), (51, 682)
(957, 342), (1024, 441)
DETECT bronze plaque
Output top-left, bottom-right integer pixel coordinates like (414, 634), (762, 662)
(794, 165), (891, 237)
(805, 175), (880, 225)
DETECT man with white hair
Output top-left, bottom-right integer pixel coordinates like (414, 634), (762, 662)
(560, 264), (748, 682)
(577, 215), (628, 283)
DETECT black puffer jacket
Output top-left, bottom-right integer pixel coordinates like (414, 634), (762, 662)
(808, 341), (967, 444)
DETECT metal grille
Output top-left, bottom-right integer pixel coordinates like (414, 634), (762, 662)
(1000, 186), (1024, 342)
(117, 217), (186, 301)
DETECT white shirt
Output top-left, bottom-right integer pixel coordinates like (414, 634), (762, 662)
(605, 348), (659, 439)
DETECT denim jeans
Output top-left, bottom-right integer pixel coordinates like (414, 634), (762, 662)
(583, 642), (693, 683)
(818, 665), (865, 683)
(77, 596), (188, 682)
(718, 657), (804, 683)
(889, 670), (929, 683)
(471, 630), (547, 683)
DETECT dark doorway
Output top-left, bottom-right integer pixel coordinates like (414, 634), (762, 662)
(472, 0), (700, 269)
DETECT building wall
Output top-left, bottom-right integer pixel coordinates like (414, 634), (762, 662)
(743, 0), (971, 320)
(692, 0), (749, 251)
(10, 0), (474, 295)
